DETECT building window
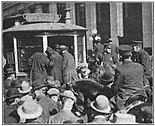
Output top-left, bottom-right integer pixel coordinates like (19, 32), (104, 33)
(42, 3), (49, 13)
(123, 3), (142, 41)
(57, 3), (66, 23)
(96, 3), (110, 41)
(75, 3), (86, 27)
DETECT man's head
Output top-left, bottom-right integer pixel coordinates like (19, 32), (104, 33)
(32, 79), (47, 97)
(94, 34), (101, 44)
(118, 45), (132, 61)
(60, 90), (76, 110)
(47, 88), (60, 102)
(60, 45), (68, 53)
(132, 41), (142, 52)
(45, 47), (54, 57)
(104, 43), (112, 54)
(5, 88), (21, 105)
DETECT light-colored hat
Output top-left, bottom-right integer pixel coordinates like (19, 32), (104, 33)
(17, 100), (42, 119)
(60, 45), (68, 51)
(60, 90), (76, 102)
(90, 95), (111, 114)
(113, 113), (137, 124)
(47, 88), (60, 95)
(18, 81), (32, 94)
(77, 62), (88, 69)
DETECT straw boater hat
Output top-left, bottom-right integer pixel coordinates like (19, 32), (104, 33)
(18, 81), (32, 94)
(90, 95), (111, 114)
(60, 90), (76, 102)
(60, 45), (68, 51)
(47, 88), (60, 96)
(17, 100), (43, 119)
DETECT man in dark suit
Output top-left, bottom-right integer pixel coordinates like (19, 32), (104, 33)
(28, 50), (51, 82)
(111, 45), (147, 110)
(60, 45), (77, 84)
(93, 34), (104, 64)
(47, 47), (63, 83)
(132, 41), (152, 85)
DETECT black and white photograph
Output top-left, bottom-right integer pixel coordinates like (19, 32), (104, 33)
(2, 1), (153, 124)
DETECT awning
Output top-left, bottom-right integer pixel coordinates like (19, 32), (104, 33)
(3, 23), (87, 33)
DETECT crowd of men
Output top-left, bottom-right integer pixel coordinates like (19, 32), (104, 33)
(3, 31), (153, 124)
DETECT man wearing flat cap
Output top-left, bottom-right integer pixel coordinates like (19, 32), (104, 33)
(132, 41), (152, 86)
(110, 45), (147, 110)
(60, 45), (77, 84)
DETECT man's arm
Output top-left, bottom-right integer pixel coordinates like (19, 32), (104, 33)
(111, 67), (123, 94)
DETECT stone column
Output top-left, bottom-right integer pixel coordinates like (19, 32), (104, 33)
(110, 2), (123, 46)
(85, 3), (97, 50)
(142, 3), (153, 48)
(35, 4), (43, 13)
(66, 3), (76, 24)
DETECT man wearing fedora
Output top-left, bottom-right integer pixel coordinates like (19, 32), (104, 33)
(32, 79), (59, 123)
(89, 95), (112, 124)
(97, 71), (115, 99)
(49, 90), (83, 124)
(60, 45), (78, 84)
(18, 79), (33, 102)
(17, 100), (44, 124)
(3, 88), (21, 124)
(111, 45), (147, 110)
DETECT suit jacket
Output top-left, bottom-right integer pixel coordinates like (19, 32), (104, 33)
(49, 52), (62, 82)
(37, 95), (59, 123)
(94, 43), (104, 60)
(49, 109), (79, 124)
(112, 59), (146, 110)
(28, 52), (50, 82)
(61, 51), (77, 83)
(132, 49), (152, 79)
(89, 115), (111, 124)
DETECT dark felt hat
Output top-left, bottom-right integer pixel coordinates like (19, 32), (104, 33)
(6, 68), (15, 75)
(98, 72), (114, 85)
(118, 45), (132, 56)
(10, 79), (20, 88)
(32, 79), (46, 91)
(45, 47), (54, 55)
(5, 88), (21, 99)
(132, 40), (142, 46)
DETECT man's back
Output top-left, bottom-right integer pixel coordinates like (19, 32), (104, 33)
(49, 109), (79, 124)
(118, 60), (146, 98)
